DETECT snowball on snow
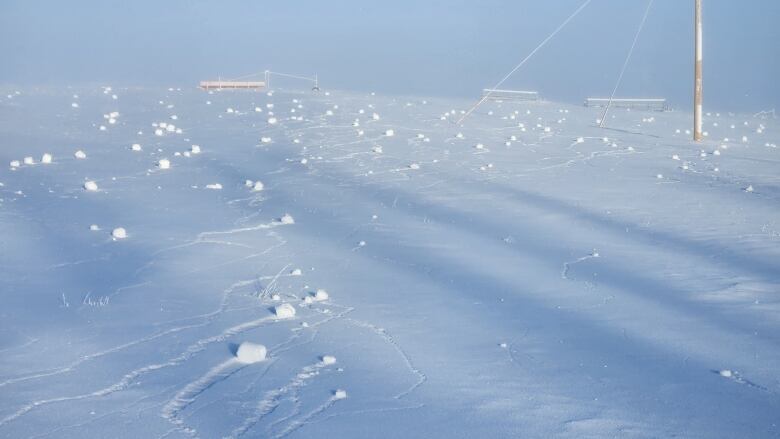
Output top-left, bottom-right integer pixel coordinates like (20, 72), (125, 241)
(385, 129), (395, 137)
(84, 181), (99, 191)
(235, 342), (267, 364)
(112, 227), (127, 239)
(205, 183), (222, 190)
(252, 181), (264, 191)
(321, 355), (337, 365)
(131, 143), (142, 151)
(157, 159), (171, 169)
(23, 157), (35, 165)
(273, 303), (296, 319)
(290, 268), (302, 276)
(41, 153), (53, 164)
(408, 163), (420, 170)
(312, 289), (329, 301)
(267, 117), (278, 124)
(89, 224), (100, 231)
(280, 214), (295, 224)
(719, 369), (733, 378)
(333, 389), (347, 400)
(74, 150), (87, 159)
(190, 145), (201, 154)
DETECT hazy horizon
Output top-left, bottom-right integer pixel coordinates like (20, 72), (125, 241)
(2, 0), (778, 112)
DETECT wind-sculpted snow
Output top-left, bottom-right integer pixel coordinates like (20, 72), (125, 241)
(0, 86), (779, 438)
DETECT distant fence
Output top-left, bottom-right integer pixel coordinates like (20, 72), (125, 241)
(482, 89), (540, 102)
(199, 81), (266, 90)
(585, 98), (668, 111)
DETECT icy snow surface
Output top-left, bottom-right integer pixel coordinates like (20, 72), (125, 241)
(0, 86), (779, 438)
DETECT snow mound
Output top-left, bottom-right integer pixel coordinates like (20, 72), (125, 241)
(290, 268), (302, 276)
(112, 227), (127, 239)
(41, 153), (53, 164)
(719, 369), (733, 378)
(235, 342), (267, 364)
(267, 117), (278, 125)
(385, 129), (395, 137)
(274, 303), (296, 319)
(333, 389), (348, 400)
(252, 181), (264, 191)
(280, 213), (295, 224)
(10, 160), (20, 168)
(261, 137), (272, 144)
(84, 180), (99, 191)
(157, 159), (171, 169)
(89, 224), (100, 231)
(74, 150), (87, 159)
(23, 157), (35, 165)
(190, 145), (201, 154)
(321, 355), (337, 365)
(205, 183), (222, 190)
(131, 143), (142, 151)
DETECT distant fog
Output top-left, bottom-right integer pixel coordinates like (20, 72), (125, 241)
(1, 0), (778, 111)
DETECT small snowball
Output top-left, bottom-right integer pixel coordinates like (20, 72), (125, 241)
(157, 158), (171, 169)
(321, 355), (337, 365)
(290, 268), (302, 276)
(252, 181), (264, 191)
(408, 163), (420, 170)
(131, 143), (142, 151)
(372, 112), (380, 120)
(10, 160), (20, 168)
(313, 289), (329, 301)
(190, 145), (201, 154)
(89, 224), (100, 231)
(261, 137), (272, 143)
(41, 153), (53, 164)
(385, 129), (395, 137)
(372, 146), (383, 154)
(235, 342), (267, 364)
(672, 154), (680, 161)
(112, 227), (127, 239)
(74, 150), (87, 159)
(23, 156), (35, 165)
(84, 180), (99, 191)
(274, 303), (296, 319)
(333, 389), (347, 400)
(280, 213), (295, 224)
(205, 183), (222, 190)
(745, 185), (754, 193)
(719, 369), (733, 378)
(267, 117), (278, 124)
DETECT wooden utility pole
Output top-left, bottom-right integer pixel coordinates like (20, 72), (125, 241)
(694, 0), (703, 141)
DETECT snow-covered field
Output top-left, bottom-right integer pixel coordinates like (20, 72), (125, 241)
(0, 86), (778, 438)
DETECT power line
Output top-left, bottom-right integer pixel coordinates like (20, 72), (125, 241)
(457, 0), (593, 125)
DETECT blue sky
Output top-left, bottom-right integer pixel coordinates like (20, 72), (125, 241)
(1, 0), (778, 110)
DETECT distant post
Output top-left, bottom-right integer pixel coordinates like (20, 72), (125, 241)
(694, 0), (703, 141)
